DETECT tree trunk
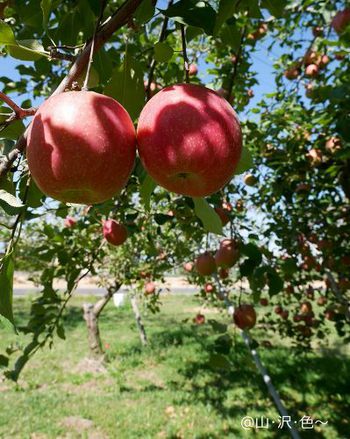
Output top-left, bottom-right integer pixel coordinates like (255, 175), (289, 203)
(83, 283), (121, 358)
(130, 295), (148, 346)
(83, 303), (103, 358)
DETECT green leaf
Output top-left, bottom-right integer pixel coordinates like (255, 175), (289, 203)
(41, 0), (52, 30)
(161, 0), (217, 35)
(154, 41), (173, 62)
(104, 53), (145, 120)
(241, 243), (262, 264)
(140, 174), (156, 211)
(262, 0), (287, 18)
(0, 118), (25, 140)
(0, 354), (9, 367)
(193, 197), (222, 235)
(266, 269), (284, 296)
(208, 353), (231, 370)
(0, 189), (24, 215)
(208, 319), (228, 333)
(0, 20), (16, 45)
(214, 0), (236, 35)
(134, 0), (155, 23)
(219, 23), (241, 50)
(7, 39), (46, 61)
(0, 253), (15, 324)
(235, 146), (253, 174)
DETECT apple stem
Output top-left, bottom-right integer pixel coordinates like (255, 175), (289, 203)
(83, 0), (107, 91)
(180, 24), (190, 83)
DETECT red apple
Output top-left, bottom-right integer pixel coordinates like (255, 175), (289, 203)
(275, 305), (283, 315)
(325, 136), (341, 153)
(260, 298), (268, 306)
(195, 252), (216, 276)
(215, 239), (239, 268)
(280, 310), (289, 320)
(27, 91), (136, 204)
(300, 301), (312, 315)
(64, 216), (77, 228)
(318, 54), (330, 69)
(136, 84), (242, 197)
(305, 64), (319, 77)
(284, 67), (300, 80)
(331, 9), (350, 34)
(183, 262), (194, 272)
(145, 282), (156, 295)
(317, 296), (327, 306)
(233, 304), (257, 330)
(204, 283), (215, 293)
(188, 64), (198, 76)
(193, 313), (205, 325)
(102, 219), (128, 246)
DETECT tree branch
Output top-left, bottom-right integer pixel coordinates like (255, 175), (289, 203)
(0, 0), (143, 181)
(0, 91), (36, 119)
(180, 24), (189, 83)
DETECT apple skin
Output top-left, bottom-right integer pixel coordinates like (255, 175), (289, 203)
(233, 304), (257, 330)
(260, 298), (268, 306)
(195, 252), (216, 276)
(194, 313), (205, 325)
(137, 84), (242, 197)
(305, 64), (319, 77)
(27, 91), (136, 204)
(331, 9), (350, 34)
(102, 219), (128, 246)
(215, 239), (239, 268)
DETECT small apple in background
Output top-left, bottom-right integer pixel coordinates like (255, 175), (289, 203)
(324, 309), (335, 321)
(137, 84), (242, 197)
(260, 298), (268, 306)
(233, 304), (257, 330)
(236, 200), (244, 212)
(102, 219), (128, 246)
(293, 314), (302, 322)
(64, 216), (77, 228)
(325, 136), (341, 153)
(275, 305), (283, 315)
(334, 52), (345, 60)
(284, 67), (300, 80)
(303, 50), (320, 66)
(145, 282), (156, 295)
(215, 239), (239, 268)
(281, 310), (289, 320)
(195, 252), (216, 276)
(204, 283), (215, 294)
(300, 301), (312, 315)
(249, 22), (267, 40)
(247, 89), (254, 98)
(183, 262), (194, 272)
(317, 296), (327, 306)
(244, 173), (258, 187)
(193, 313), (205, 325)
(188, 64), (198, 76)
(312, 26), (324, 37)
(305, 82), (315, 98)
(318, 54), (330, 69)
(305, 64), (319, 77)
(306, 148), (323, 166)
(27, 91), (136, 205)
(331, 9), (350, 34)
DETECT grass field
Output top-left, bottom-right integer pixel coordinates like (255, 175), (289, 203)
(0, 294), (349, 439)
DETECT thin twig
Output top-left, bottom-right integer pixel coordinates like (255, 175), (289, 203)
(83, 0), (108, 91)
(180, 24), (189, 83)
(0, 92), (37, 119)
(227, 25), (247, 102)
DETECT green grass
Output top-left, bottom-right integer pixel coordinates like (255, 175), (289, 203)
(0, 294), (349, 439)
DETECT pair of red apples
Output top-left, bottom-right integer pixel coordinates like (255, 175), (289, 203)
(27, 83), (243, 204)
